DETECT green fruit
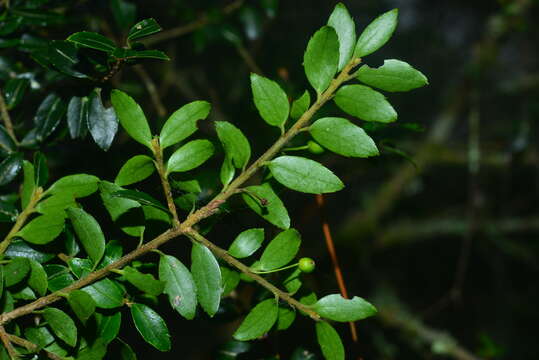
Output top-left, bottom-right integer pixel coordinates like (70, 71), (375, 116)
(307, 141), (325, 154)
(298, 257), (315, 273)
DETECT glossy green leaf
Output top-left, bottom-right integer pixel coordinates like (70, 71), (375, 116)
(290, 90), (310, 120)
(354, 9), (398, 57)
(98, 241), (123, 269)
(228, 228), (264, 259)
(28, 259), (48, 296)
(250, 73), (289, 129)
(34, 93), (66, 142)
(191, 242), (221, 317)
(315, 322), (344, 360)
(21, 160), (35, 209)
(159, 101), (210, 149)
(99, 181), (144, 237)
(43, 307), (77, 347)
(128, 18), (162, 41)
(6, 239), (55, 263)
(67, 31), (117, 52)
(0, 125), (17, 154)
(47, 174), (99, 198)
(35, 193), (77, 217)
(310, 117), (378, 157)
(313, 294), (377, 322)
(33, 151), (48, 187)
(233, 298), (278, 341)
(220, 156), (235, 188)
(166, 139), (214, 174)
(43, 40), (87, 78)
(67, 96), (89, 139)
(328, 3), (356, 70)
(0, 153), (23, 186)
(241, 183), (290, 229)
(115, 155), (155, 186)
(268, 156), (344, 194)
(24, 326), (55, 348)
(159, 255), (197, 320)
(172, 179), (201, 194)
(95, 311), (122, 343)
(260, 229), (301, 271)
(113, 48), (170, 61)
(221, 266), (240, 297)
(76, 338), (108, 360)
(304, 26), (339, 94)
(4, 257), (29, 287)
(68, 257), (93, 279)
(283, 268), (302, 295)
(88, 89), (119, 151)
(131, 303), (171, 351)
(66, 207), (105, 265)
(277, 306), (296, 330)
(12, 286), (36, 300)
(4, 77), (29, 109)
(45, 264), (74, 291)
(215, 121), (251, 169)
(334, 84), (397, 123)
(17, 214), (64, 245)
(356, 59), (428, 92)
(113, 338), (137, 360)
(112, 189), (169, 213)
(111, 89), (152, 149)
(123, 266), (164, 296)
(82, 278), (124, 309)
(68, 290), (96, 323)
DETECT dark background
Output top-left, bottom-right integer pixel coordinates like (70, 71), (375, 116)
(3, 0), (539, 359)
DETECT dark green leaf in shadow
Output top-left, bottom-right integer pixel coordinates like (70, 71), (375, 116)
(88, 90), (119, 151)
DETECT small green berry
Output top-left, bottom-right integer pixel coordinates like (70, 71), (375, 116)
(298, 257), (315, 273)
(307, 141), (325, 154)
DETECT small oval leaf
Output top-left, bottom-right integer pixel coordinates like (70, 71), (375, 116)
(166, 139), (214, 174)
(111, 89), (152, 149)
(215, 121), (251, 169)
(82, 278), (124, 309)
(66, 207), (105, 266)
(313, 294), (377, 322)
(43, 307), (78, 347)
(233, 298), (278, 341)
(250, 73), (289, 129)
(315, 321), (344, 360)
(328, 3), (356, 70)
(228, 228), (264, 259)
(304, 26), (339, 94)
(191, 242), (221, 317)
(354, 9), (398, 58)
(334, 84), (397, 123)
(356, 59), (428, 92)
(159, 101), (210, 149)
(17, 214), (65, 245)
(68, 289), (96, 323)
(130, 303), (171, 352)
(260, 229), (301, 271)
(159, 255), (197, 320)
(241, 183), (290, 229)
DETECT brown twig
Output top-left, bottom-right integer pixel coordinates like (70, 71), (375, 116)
(0, 325), (19, 359)
(0, 89), (18, 145)
(142, 0), (245, 46)
(151, 138), (180, 228)
(7, 334), (63, 360)
(315, 194), (358, 342)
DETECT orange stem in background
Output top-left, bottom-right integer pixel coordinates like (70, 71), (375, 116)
(315, 194), (358, 343)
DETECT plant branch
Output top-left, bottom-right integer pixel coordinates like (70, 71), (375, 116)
(186, 229), (320, 320)
(151, 138), (180, 228)
(7, 334), (63, 360)
(0, 325), (19, 359)
(0, 89), (18, 145)
(0, 187), (43, 257)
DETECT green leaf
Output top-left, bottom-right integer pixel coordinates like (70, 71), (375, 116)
(66, 207), (105, 266)
(3, 257), (29, 287)
(159, 101), (210, 149)
(250, 73), (289, 129)
(130, 303), (171, 352)
(68, 290), (96, 323)
(159, 255), (197, 320)
(113, 48), (170, 61)
(334, 84), (397, 123)
(6, 239), (55, 263)
(44, 40), (87, 78)
(310, 117), (378, 157)
(304, 26), (339, 94)
(95, 311), (122, 343)
(220, 156), (235, 188)
(111, 89), (152, 149)
(191, 242), (221, 317)
(112, 189), (169, 213)
(228, 228), (264, 259)
(24, 326), (55, 348)
(98, 241), (123, 269)
(43, 307), (77, 347)
(35, 193), (77, 217)
(166, 139), (214, 174)
(221, 266), (240, 297)
(0, 153), (23, 186)
(99, 181), (144, 237)
(356, 59), (428, 92)
(33, 151), (48, 187)
(21, 161), (35, 209)
(0, 125), (17, 154)
(316, 322), (344, 360)
(112, 338), (137, 360)
(28, 259), (48, 296)
(290, 90), (310, 120)
(233, 298), (278, 341)
(128, 18), (162, 42)
(283, 268), (302, 295)
(328, 3), (356, 71)
(268, 156), (344, 194)
(115, 155), (155, 187)
(76, 338), (108, 360)
(313, 294), (377, 322)
(123, 266), (165, 296)
(82, 278), (124, 309)
(260, 229), (301, 271)
(88, 89), (119, 151)
(241, 183), (290, 229)
(354, 9), (398, 57)
(67, 31), (117, 53)
(17, 214), (64, 245)
(68, 257), (93, 278)
(4, 77), (29, 109)
(67, 96), (89, 139)
(215, 121), (251, 169)
(47, 174), (99, 198)
(34, 93), (66, 142)
(277, 306), (296, 331)
(45, 264), (74, 291)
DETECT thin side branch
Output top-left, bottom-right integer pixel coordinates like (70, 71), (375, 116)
(151, 138), (180, 228)
(0, 325), (19, 359)
(132, 65), (167, 117)
(0, 89), (18, 145)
